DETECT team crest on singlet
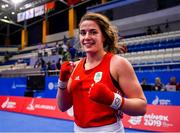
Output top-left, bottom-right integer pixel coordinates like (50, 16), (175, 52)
(94, 72), (103, 83)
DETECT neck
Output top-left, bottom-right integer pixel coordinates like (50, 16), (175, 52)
(84, 51), (107, 70)
(86, 51), (106, 64)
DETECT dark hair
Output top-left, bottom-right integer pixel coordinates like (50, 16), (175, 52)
(79, 12), (119, 53)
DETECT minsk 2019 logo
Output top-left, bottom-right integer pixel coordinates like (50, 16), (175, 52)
(128, 116), (143, 125)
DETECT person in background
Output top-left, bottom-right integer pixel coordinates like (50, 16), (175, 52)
(146, 26), (154, 35)
(166, 76), (180, 91)
(56, 12), (147, 132)
(153, 77), (165, 91)
(56, 58), (62, 70)
(69, 45), (77, 61)
(46, 61), (51, 70)
(50, 60), (57, 70)
(154, 26), (162, 34)
(141, 78), (147, 85)
(141, 78), (153, 91)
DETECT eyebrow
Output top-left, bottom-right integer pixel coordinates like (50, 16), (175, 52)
(80, 29), (97, 31)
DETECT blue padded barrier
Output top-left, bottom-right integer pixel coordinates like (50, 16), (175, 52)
(0, 70), (179, 105)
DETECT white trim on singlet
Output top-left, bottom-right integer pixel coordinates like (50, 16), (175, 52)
(74, 120), (124, 133)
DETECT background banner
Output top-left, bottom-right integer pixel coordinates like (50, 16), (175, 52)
(0, 96), (179, 132)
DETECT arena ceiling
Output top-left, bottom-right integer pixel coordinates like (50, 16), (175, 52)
(0, 0), (68, 25)
(0, 0), (94, 36)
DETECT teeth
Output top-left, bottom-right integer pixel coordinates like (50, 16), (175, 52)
(83, 42), (95, 45)
(83, 43), (91, 45)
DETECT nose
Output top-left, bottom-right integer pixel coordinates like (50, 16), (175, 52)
(84, 32), (91, 39)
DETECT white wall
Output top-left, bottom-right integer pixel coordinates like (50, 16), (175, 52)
(46, 5), (180, 42)
(112, 5), (180, 36)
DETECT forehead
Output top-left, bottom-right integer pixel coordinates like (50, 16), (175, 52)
(80, 20), (100, 30)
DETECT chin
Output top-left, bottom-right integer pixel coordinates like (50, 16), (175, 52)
(85, 50), (93, 53)
(86, 50), (98, 54)
(84, 47), (98, 53)
(84, 48), (93, 52)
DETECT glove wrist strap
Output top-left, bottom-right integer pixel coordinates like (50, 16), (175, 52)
(58, 79), (67, 90)
(110, 93), (122, 110)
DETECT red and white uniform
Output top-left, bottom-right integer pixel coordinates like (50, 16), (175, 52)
(70, 53), (124, 131)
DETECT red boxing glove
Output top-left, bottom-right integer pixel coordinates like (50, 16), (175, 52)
(58, 61), (74, 89)
(89, 82), (124, 110)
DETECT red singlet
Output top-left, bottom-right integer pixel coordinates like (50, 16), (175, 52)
(70, 53), (121, 128)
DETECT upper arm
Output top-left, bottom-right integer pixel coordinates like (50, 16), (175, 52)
(111, 55), (146, 100)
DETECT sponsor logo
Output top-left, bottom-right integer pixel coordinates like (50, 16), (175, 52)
(26, 99), (56, 111)
(152, 96), (171, 105)
(128, 116), (143, 125)
(75, 76), (80, 81)
(48, 82), (58, 90)
(1, 97), (16, 109)
(11, 82), (26, 89)
(94, 72), (103, 83)
(48, 82), (54, 90)
(26, 99), (35, 110)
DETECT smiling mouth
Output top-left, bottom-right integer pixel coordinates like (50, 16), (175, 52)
(82, 41), (96, 46)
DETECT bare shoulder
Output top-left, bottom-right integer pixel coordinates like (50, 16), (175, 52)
(110, 55), (135, 80)
(111, 55), (133, 70)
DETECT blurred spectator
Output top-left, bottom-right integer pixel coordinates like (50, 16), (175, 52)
(154, 26), (162, 34)
(47, 61), (51, 70)
(165, 76), (180, 91)
(146, 26), (154, 35)
(34, 58), (45, 69)
(38, 51), (43, 57)
(62, 41), (71, 61)
(63, 35), (68, 45)
(153, 77), (165, 91)
(50, 60), (57, 70)
(56, 58), (62, 70)
(62, 42), (68, 53)
(4, 51), (10, 61)
(141, 78), (153, 91)
(41, 58), (46, 71)
(141, 78), (147, 85)
(165, 20), (170, 32)
(34, 59), (40, 68)
(51, 48), (57, 55)
(62, 51), (71, 61)
(44, 49), (48, 56)
(69, 45), (77, 61)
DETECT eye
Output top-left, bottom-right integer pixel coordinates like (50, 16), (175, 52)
(89, 30), (98, 35)
(80, 30), (86, 36)
(79, 29), (98, 36)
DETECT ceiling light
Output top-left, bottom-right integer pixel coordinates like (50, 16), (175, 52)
(11, 12), (15, 15)
(0, 19), (23, 27)
(4, 16), (7, 19)
(1, 5), (6, 8)
(5, 4), (9, 7)
(11, 0), (25, 4)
